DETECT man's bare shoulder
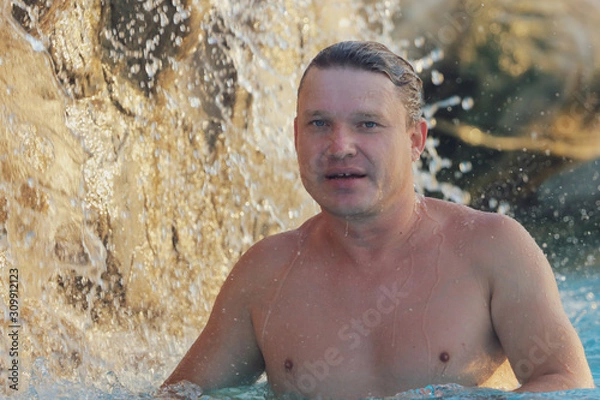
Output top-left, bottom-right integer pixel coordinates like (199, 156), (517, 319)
(424, 196), (526, 242)
(228, 217), (317, 287)
(423, 197), (538, 273)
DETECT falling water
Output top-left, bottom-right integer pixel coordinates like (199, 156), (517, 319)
(0, 0), (449, 395)
(0, 0), (599, 398)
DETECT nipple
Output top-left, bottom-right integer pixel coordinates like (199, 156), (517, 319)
(439, 351), (450, 363)
(284, 358), (294, 372)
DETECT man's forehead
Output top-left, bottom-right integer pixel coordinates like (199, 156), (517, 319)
(298, 68), (400, 102)
(300, 66), (393, 87)
(297, 68), (404, 115)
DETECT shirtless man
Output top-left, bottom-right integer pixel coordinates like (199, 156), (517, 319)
(163, 41), (594, 398)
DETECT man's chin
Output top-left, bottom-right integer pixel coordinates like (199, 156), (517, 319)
(320, 203), (377, 221)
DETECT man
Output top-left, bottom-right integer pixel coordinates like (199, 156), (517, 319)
(163, 41), (594, 398)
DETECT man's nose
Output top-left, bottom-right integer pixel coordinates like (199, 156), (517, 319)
(326, 125), (357, 159)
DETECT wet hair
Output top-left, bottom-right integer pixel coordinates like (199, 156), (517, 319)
(298, 41), (424, 125)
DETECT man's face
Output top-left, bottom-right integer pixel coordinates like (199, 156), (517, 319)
(295, 67), (426, 220)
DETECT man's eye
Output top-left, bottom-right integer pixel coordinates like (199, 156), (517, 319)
(311, 120), (326, 127)
(363, 121), (378, 128)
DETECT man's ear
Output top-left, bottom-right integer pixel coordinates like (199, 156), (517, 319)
(293, 117), (299, 152)
(410, 118), (428, 162)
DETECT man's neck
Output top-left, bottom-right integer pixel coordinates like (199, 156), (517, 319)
(318, 193), (424, 270)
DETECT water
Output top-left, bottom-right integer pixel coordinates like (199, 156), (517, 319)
(1, 0), (599, 398)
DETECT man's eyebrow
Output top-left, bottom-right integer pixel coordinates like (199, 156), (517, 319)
(301, 110), (383, 117)
(300, 110), (329, 118)
(351, 111), (385, 120)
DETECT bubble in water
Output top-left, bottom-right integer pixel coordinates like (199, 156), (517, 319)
(459, 161), (472, 173)
(430, 48), (444, 62)
(431, 70), (444, 85)
(24, 231), (36, 249)
(25, 33), (46, 52)
(189, 97), (201, 108)
(586, 292), (595, 301)
(145, 57), (160, 78)
(414, 36), (425, 48)
(497, 202), (510, 215)
(0, 224), (7, 252)
(461, 97), (474, 110)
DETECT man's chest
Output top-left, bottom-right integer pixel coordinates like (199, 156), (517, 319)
(252, 266), (504, 398)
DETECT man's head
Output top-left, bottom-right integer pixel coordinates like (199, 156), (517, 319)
(298, 41), (424, 126)
(293, 41), (428, 221)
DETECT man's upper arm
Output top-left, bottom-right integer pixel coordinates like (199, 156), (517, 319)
(484, 215), (594, 390)
(162, 243), (268, 391)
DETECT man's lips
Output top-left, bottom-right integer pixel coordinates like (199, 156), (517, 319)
(324, 169), (367, 180)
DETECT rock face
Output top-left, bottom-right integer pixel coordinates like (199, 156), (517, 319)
(0, 0), (598, 392)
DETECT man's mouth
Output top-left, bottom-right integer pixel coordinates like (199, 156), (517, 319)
(326, 172), (367, 180)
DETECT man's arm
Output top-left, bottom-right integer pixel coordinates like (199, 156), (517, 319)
(162, 246), (266, 391)
(482, 214), (594, 391)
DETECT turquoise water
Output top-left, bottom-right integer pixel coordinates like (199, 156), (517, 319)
(10, 270), (600, 400)
(559, 272), (600, 388)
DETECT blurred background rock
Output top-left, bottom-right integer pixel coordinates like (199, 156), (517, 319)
(393, 0), (600, 271)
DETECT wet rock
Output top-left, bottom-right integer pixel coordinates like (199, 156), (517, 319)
(10, 0), (53, 33)
(191, 9), (238, 151)
(54, 218), (125, 323)
(99, 0), (190, 93)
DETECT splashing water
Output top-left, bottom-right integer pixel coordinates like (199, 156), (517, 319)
(0, 0), (599, 398)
